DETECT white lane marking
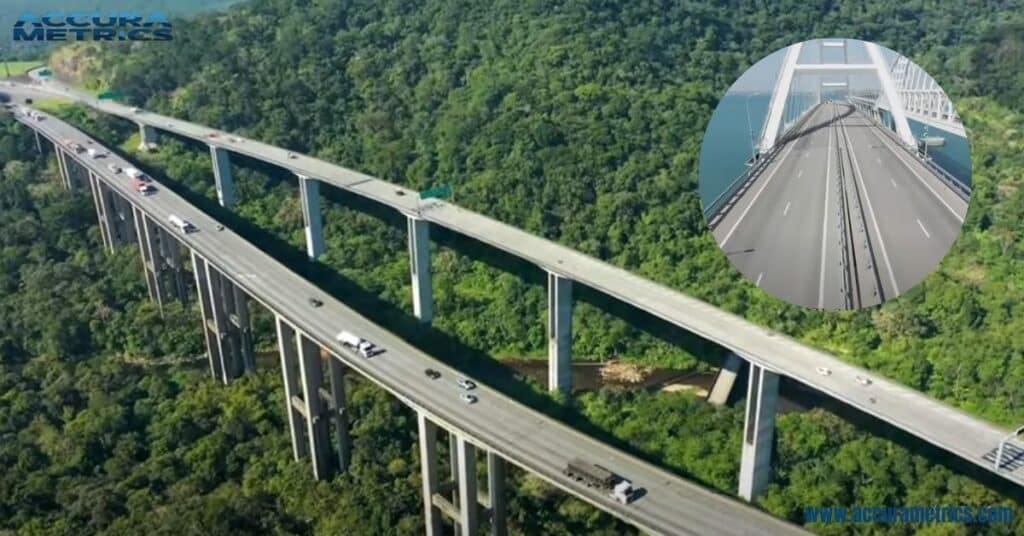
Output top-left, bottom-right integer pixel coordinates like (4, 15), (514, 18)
(891, 178), (897, 189)
(756, 272), (764, 287)
(719, 137), (801, 247)
(841, 118), (900, 295)
(917, 219), (931, 238)
(798, 170), (803, 178)
(784, 202), (791, 216)
(867, 123), (965, 223)
(818, 115), (833, 309)
(876, 157), (881, 164)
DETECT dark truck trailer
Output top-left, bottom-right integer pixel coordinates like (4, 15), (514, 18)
(563, 457), (637, 504)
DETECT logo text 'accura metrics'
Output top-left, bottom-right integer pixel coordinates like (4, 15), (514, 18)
(13, 13), (173, 42)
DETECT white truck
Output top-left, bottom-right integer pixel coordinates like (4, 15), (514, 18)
(124, 167), (146, 180)
(168, 214), (196, 233)
(335, 330), (376, 358)
(87, 148), (103, 158)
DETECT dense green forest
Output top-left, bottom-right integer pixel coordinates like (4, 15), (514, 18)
(3, 0), (1024, 534)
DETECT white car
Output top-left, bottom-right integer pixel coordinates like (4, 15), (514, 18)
(460, 393), (477, 405)
(457, 378), (476, 390)
(816, 366), (832, 376)
(106, 163), (122, 174)
(855, 375), (872, 386)
(131, 107), (141, 114)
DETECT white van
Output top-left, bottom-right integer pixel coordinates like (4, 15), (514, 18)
(168, 214), (196, 233)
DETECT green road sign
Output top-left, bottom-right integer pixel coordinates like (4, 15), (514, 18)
(97, 90), (124, 100)
(37, 68), (52, 77)
(419, 184), (453, 200)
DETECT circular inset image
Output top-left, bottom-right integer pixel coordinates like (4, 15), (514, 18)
(699, 38), (971, 310)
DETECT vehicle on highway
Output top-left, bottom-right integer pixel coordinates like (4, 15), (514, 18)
(308, 297), (323, 307)
(168, 214), (196, 233)
(32, 112), (44, 121)
(207, 132), (218, 139)
(216, 224), (224, 231)
(131, 107), (141, 114)
(424, 368), (441, 380)
(134, 178), (157, 196)
(816, 366), (832, 376)
(287, 151), (297, 159)
(855, 375), (872, 386)
(460, 393), (477, 404)
(24, 98), (32, 104)
(456, 378), (476, 390)
(563, 458), (637, 505)
(87, 148), (106, 159)
(106, 163), (121, 174)
(335, 330), (377, 358)
(124, 167), (148, 181)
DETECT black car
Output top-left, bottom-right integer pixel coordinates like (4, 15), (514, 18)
(424, 368), (441, 380)
(308, 297), (323, 307)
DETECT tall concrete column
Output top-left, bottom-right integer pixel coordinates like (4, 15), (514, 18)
(34, 130), (42, 154)
(138, 123), (157, 151)
(88, 172), (115, 252)
(547, 272), (572, 395)
(487, 452), (507, 536)
(138, 210), (172, 308)
(738, 363), (780, 501)
(455, 436), (479, 535)
(209, 146), (236, 207)
(192, 251), (253, 383)
(275, 316), (308, 460)
(407, 217), (434, 323)
(108, 189), (137, 244)
(298, 333), (331, 480)
(418, 413), (443, 536)
(707, 352), (742, 406)
(326, 359), (350, 472)
(298, 175), (325, 260)
(55, 147), (72, 189)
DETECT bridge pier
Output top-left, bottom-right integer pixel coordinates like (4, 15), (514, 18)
(136, 209), (188, 309)
(88, 172), (118, 253)
(54, 147), (71, 189)
(209, 146), (237, 207)
(192, 251), (254, 383)
(298, 174), (324, 260)
(138, 123), (157, 151)
(407, 216), (433, 323)
(738, 363), (779, 501)
(707, 352), (742, 406)
(418, 412), (507, 536)
(275, 317), (350, 480)
(547, 272), (572, 395)
(34, 130), (42, 154)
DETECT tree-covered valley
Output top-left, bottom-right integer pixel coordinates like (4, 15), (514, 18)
(4, 0), (1024, 533)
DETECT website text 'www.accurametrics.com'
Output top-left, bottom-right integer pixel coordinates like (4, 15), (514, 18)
(804, 505), (1015, 525)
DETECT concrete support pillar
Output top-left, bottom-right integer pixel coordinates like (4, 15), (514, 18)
(192, 251), (253, 383)
(138, 123), (157, 151)
(298, 175), (325, 260)
(137, 209), (172, 309)
(34, 130), (42, 154)
(209, 146), (236, 207)
(455, 436), (479, 535)
(418, 413), (443, 536)
(547, 272), (572, 395)
(487, 452), (507, 536)
(276, 317), (308, 460)
(109, 189), (137, 244)
(738, 363), (780, 501)
(707, 352), (743, 406)
(325, 359), (350, 472)
(407, 217), (434, 323)
(297, 332), (330, 480)
(88, 172), (116, 253)
(55, 147), (72, 189)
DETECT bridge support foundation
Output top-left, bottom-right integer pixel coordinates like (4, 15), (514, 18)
(138, 123), (157, 151)
(209, 146), (236, 207)
(707, 352), (742, 406)
(136, 210), (188, 309)
(738, 363), (779, 501)
(298, 175), (324, 260)
(418, 413), (507, 536)
(275, 318), (350, 480)
(192, 251), (254, 383)
(407, 216), (433, 323)
(547, 272), (572, 395)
